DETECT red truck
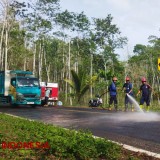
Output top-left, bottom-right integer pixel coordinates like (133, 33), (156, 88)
(40, 82), (58, 106)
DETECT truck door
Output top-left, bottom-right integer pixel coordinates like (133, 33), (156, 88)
(9, 78), (17, 100)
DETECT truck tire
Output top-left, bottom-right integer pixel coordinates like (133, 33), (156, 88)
(12, 104), (19, 107)
(8, 96), (13, 107)
(31, 104), (37, 108)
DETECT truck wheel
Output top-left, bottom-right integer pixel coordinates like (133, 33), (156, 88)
(12, 104), (19, 107)
(41, 100), (45, 106)
(8, 97), (18, 107)
(31, 105), (37, 108)
(8, 96), (12, 106)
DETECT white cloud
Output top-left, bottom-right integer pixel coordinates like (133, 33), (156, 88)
(107, 0), (130, 10)
(60, 0), (160, 60)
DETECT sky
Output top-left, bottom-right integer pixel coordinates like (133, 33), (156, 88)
(59, 0), (160, 61)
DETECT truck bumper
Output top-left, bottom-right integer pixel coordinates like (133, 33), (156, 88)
(13, 99), (41, 105)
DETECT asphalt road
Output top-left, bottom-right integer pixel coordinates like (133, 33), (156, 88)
(0, 105), (160, 154)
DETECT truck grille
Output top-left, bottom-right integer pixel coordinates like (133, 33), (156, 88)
(23, 94), (36, 98)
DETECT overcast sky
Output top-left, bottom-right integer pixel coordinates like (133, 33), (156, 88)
(59, 0), (160, 60)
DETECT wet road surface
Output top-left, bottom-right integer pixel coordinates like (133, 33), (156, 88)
(0, 105), (160, 154)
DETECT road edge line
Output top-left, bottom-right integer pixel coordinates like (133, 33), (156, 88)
(93, 135), (160, 159)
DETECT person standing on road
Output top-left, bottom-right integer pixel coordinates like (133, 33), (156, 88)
(122, 77), (134, 112)
(44, 88), (51, 107)
(136, 77), (152, 112)
(108, 77), (118, 111)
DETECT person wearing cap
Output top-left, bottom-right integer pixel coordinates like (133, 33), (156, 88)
(122, 77), (134, 112)
(136, 77), (152, 112)
(108, 77), (118, 111)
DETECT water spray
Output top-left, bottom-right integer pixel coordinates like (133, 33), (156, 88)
(126, 94), (143, 112)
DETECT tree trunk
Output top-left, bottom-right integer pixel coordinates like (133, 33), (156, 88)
(33, 43), (36, 75)
(4, 24), (8, 71)
(90, 54), (93, 98)
(68, 40), (72, 105)
(0, 22), (5, 69)
(38, 41), (43, 82)
(44, 49), (50, 82)
(23, 58), (26, 70)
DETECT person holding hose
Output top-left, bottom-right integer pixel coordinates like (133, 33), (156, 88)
(122, 77), (134, 112)
(136, 77), (152, 112)
(108, 77), (118, 111)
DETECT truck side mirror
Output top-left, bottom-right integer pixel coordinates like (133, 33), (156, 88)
(12, 81), (16, 87)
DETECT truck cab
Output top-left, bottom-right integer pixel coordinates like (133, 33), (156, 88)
(0, 70), (41, 107)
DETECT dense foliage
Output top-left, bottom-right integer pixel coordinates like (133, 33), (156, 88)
(0, 0), (160, 109)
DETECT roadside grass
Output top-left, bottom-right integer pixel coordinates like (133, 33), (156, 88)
(0, 113), (158, 160)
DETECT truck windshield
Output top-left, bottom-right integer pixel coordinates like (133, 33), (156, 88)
(17, 78), (40, 87)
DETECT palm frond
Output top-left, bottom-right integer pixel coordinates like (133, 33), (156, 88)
(64, 79), (74, 88)
(71, 69), (81, 92)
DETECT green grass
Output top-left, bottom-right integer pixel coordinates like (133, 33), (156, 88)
(0, 113), (151, 160)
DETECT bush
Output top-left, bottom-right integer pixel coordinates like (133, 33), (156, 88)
(0, 113), (122, 159)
